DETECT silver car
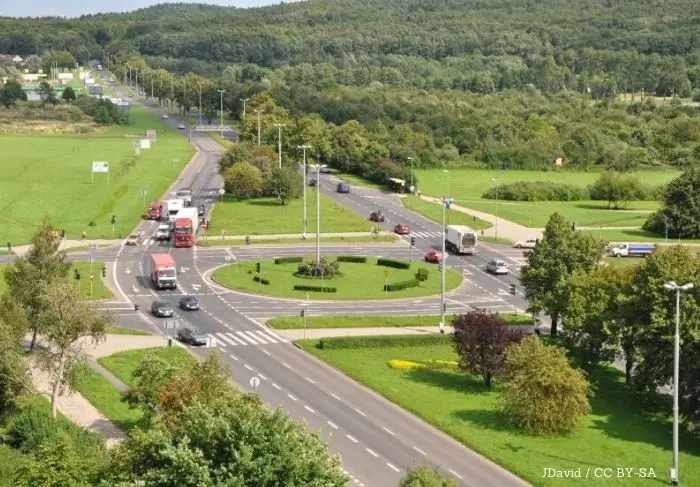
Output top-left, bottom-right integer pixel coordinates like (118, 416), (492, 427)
(486, 259), (509, 275)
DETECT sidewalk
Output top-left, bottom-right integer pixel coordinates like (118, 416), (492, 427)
(202, 231), (394, 241)
(12, 239), (121, 258)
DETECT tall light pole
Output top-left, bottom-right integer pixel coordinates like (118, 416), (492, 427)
(197, 82), (202, 125)
(316, 156), (325, 264)
(440, 169), (450, 334)
(274, 123), (286, 168)
(254, 109), (263, 146)
(492, 177), (499, 242)
(240, 98), (249, 122)
(407, 157), (414, 194)
(217, 89), (226, 137)
(663, 281), (694, 487)
(297, 144), (311, 238)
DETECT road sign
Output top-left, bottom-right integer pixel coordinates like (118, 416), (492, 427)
(92, 161), (109, 173)
(90, 273), (94, 281)
(249, 376), (261, 391)
(218, 188), (225, 195)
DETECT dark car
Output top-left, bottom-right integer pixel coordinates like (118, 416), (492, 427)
(308, 179), (317, 187)
(151, 300), (174, 318)
(179, 295), (200, 311)
(369, 211), (385, 222)
(177, 327), (207, 346)
(336, 182), (350, 193)
(394, 224), (410, 235)
(198, 204), (206, 217)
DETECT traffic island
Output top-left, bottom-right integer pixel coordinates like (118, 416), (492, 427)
(211, 256), (462, 300)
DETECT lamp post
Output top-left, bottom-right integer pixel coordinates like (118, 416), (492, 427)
(240, 98), (249, 122)
(297, 144), (311, 238)
(439, 169), (450, 334)
(316, 157), (325, 264)
(254, 109), (263, 146)
(217, 89), (226, 137)
(274, 123), (286, 168)
(197, 82), (202, 125)
(492, 177), (499, 242)
(407, 157), (414, 194)
(663, 281), (694, 486)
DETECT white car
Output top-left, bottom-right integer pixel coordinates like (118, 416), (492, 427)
(178, 124), (186, 130)
(155, 224), (171, 241)
(514, 239), (538, 249)
(486, 259), (509, 275)
(125, 231), (144, 246)
(161, 114), (168, 119)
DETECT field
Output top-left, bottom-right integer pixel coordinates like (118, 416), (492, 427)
(0, 262), (111, 300)
(584, 228), (700, 244)
(209, 192), (374, 235)
(298, 337), (700, 487)
(212, 257), (462, 300)
(267, 313), (532, 329)
(402, 196), (492, 230)
(98, 347), (194, 386)
(0, 107), (194, 244)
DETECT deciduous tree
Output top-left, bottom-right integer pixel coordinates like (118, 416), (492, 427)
(121, 352), (176, 427)
(644, 167), (700, 238)
(38, 81), (58, 106)
(14, 433), (92, 487)
(61, 86), (76, 103)
(0, 294), (31, 411)
(222, 162), (264, 199)
(588, 170), (645, 208)
(399, 463), (458, 487)
(263, 166), (302, 204)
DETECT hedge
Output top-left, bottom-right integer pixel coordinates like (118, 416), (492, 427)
(482, 181), (589, 202)
(317, 334), (452, 350)
(384, 279), (420, 291)
(415, 268), (429, 281)
(377, 258), (410, 269)
(293, 284), (337, 293)
(275, 256), (303, 264)
(336, 255), (367, 263)
(253, 276), (270, 285)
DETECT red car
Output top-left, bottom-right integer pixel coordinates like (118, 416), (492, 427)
(424, 251), (443, 263)
(394, 224), (410, 235)
(369, 211), (385, 222)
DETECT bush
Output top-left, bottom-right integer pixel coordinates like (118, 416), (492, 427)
(336, 255), (367, 263)
(588, 171), (647, 208)
(384, 279), (420, 291)
(415, 268), (429, 281)
(482, 181), (589, 201)
(296, 257), (340, 277)
(293, 284), (337, 293)
(377, 258), (411, 269)
(274, 256), (303, 264)
(253, 276), (270, 285)
(387, 359), (458, 370)
(317, 334), (452, 350)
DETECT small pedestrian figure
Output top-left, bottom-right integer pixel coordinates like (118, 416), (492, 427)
(61, 229), (65, 239)
(81, 231), (86, 241)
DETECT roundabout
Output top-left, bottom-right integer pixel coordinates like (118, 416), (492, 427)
(211, 255), (463, 301)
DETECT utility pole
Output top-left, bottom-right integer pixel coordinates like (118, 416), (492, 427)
(254, 109), (263, 146)
(150, 76), (154, 101)
(240, 98), (249, 122)
(217, 89), (226, 137)
(297, 144), (311, 238)
(198, 82), (202, 125)
(274, 123), (286, 168)
(408, 157), (414, 193)
(316, 155), (324, 263)
(183, 78), (187, 116)
(492, 177), (499, 242)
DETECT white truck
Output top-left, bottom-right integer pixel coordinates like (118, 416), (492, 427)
(175, 188), (193, 207)
(607, 242), (656, 258)
(162, 199), (185, 222)
(445, 225), (478, 255)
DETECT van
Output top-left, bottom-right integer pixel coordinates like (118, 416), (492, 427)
(486, 259), (509, 275)
(337, 182), (350, 193)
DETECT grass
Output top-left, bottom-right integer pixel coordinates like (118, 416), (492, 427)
(196, 235), (399, 246)
(64, 244), (114, 253)
(209, 192), (372, 235)
(402, 195), (492, 230)
(601, 257), (643, 268)
(298, 339), (700, 487)
(480, 236), (516, 245)
(267, 313), (533, 329)
(98, 347), (194, 387)
(105, 324), (151, 335)
(0, 107), (194, 245)
(0, 261), (111, 300)
(212, 257), (462, 300)
(583, 228), (700, 244)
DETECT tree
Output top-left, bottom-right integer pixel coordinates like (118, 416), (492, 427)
(452, 311), (526, 388)
(38, 81), (58, 106)
(35, 280), (109, 419)
(399, 463), (458, 487)
(520, 213), (604, 336)
(14, 433), (92, 487)
(222, 162), (264, 199)
(588, 170), (645, 209)
(0, 294), (31, 412)
(61, 86), (76, 103)
(644, 167), (700, 238)
(0, 86), (16, 108)
(121, 352), (176, 427)
(5, 217), (71, 350)
(502, 335), (591, 435)
(3, 79), (27, 102)
(263, 166), (302, 204)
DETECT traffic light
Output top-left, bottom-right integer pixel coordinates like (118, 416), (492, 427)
(111, 214), (116, 225)
(102, 265), (106, 278)
(255, 262), (261, 273)
(134, 304), (140, 312)
(510, 284), (516, 295)
(410, 236), (416, 246)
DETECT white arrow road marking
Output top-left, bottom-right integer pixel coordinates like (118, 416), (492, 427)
(180, 267), (189, 273)
(125, 268), (131, 274)
(191, 284), (201, 291)
(131, 285), (139, 293)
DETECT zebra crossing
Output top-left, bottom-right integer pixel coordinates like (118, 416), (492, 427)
(410, 231), (442, 239)
(208, 329), (287, 347)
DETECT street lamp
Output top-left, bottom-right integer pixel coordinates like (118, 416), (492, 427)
(492, 177), (499, 242)
(316, 157), (326, 264)
(407, 157), (414, 194)
(439, 169), (450, 334)
(217, 89), (226, 137)
(297, 144), (311, 238)
(254, 109), (263, 146)
(240, 98), (249, 122)
(274, 123), (286, 169)
(197, 82), (202, 125)
(663, 281), (694, 486)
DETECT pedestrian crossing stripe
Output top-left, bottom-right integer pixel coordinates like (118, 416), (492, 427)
(210, 330), (287, 347)
(412, 231), (441, 238)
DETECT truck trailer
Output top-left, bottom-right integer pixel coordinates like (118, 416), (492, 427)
(162, 199), (185, 222)
(151, 254), (177, 289)
(173, 208), (199, 248)
(175, 188), (193, 207)
(608, 242), (656, 258)
(445, 225), (478, 255)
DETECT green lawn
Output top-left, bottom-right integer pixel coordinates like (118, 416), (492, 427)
(212, 257), (462, 300)
(0, 261), (111, 300)
(602, 257), (642, 268)
(0, 107), (194, 245)
(98, 347), (194, 387)
(267, 313), (532, 329)
(209, 192), (372, 235)
(105, 324), (151, 335)
(298, 339), (700, 487)
(197, 235), (399, 247)
(583, 228), (700, 244)
(402, 195), (492, 230)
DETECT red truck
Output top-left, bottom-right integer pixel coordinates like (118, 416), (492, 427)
(146, 201), (162, 220)
(173, 208), (199, 248)
(151, 254), (177, 289)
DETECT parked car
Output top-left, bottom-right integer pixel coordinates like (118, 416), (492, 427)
(486, 259), (509, 275)
(369, 211), (385, 222)
(514, 239), (538, 249)
(179, 295), (200, 311)
(161, 114), (168, 119)
(394, 224), (410, 235)
(125, 231), (144, 246)
(424, 251), (443, 263)
(308, 178), (317, 186)
(177, 327), (207, 346)
(177, 123), (186, 130)
(151, 300), (174, 317)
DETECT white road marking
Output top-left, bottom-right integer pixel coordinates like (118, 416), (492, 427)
(287, 393), (298, 401)
(365, 448), (378, 457)
(236, 331), (259, 344)
(243, 364), (254, 371)
(382, 426), (394, 435)
(354, 408), (366, 417)
(272, 383), (281, 390)
(330, 393), (341, 400)
(387, 463), (400, 472)
(448, 469), (463, 480)
(215, 333), (238, 347)
(327, 420), (338, 429)
(228, 354), (238, 361)
(283, 362), (292, 369)
(304, 405), (315, 413)
(413, 446), (426, 455)
(346, 435), (358, 443)
(263, 349), (271, 356)
(257, 373), (267, 380)
(225, 333), (247, 345)
(254, 329), (277, 343)
(305, 377), (315, 384)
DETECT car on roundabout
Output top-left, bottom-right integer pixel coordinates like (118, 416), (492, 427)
(179, 295), (200, 311)
(514, 239), (538, 249)
(125, 231), (144, 246)
(151, 300), (174, 318)
(424, 251), (443, 263)
(177, 326), (207, 346)
(369, 211), (385, 222)
(486, 259), (509, 275)
(394, 224), (410, 235)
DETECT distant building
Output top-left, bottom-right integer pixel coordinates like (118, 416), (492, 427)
(12, 55), (23, 64)
(554, 156), (567, 167)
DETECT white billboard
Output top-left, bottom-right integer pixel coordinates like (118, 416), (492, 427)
(92, 161), (109, 173)
(23, 74), (40, 81)
(139, 139), (151, 149)
(58, 73), (73, 80)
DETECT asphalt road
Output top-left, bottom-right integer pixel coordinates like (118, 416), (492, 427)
(86, 73), (533, 487)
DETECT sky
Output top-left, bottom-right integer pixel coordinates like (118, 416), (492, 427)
(0, 1), (300, 18)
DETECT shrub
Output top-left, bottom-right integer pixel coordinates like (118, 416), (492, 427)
(415, 268), (429, 281)
(296, 257), (340, 278)
(377, 258), (411, 269)
(253, 276), (270, 285)
(336, 255), (367, 263)
(482, 181), (589, 202)
(317, 334), (452, 350)
(588, 171), (646, 208)
(387, 359), (458, 370)
(274, 256), (303, 264)
(293, 284), (337, 293)
(384, 279), (420, 291)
